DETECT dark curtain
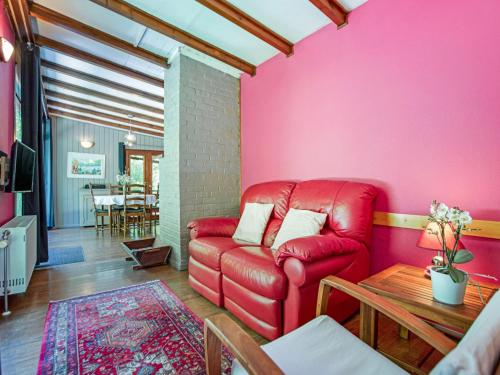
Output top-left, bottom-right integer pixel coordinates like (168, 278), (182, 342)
(21, 44), (49, 263)
(44, 118), (54, 228)
(118, 142), (126, 174)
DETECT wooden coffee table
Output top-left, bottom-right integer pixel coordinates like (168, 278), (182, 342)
(359, 263), (498, 334)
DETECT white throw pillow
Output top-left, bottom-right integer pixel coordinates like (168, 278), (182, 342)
(430, 291), (500, 375)
(233, 203), (274, 244)
(271, 208), (327, 250)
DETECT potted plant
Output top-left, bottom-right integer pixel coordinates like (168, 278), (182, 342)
(427, 201), (474, 305)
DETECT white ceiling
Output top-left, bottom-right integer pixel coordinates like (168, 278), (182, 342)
(33, 0), (368, 134)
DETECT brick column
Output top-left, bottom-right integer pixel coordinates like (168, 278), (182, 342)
(159, 51), (241, 271)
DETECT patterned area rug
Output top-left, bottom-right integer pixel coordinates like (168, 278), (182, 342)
(37, 281), (232, 374)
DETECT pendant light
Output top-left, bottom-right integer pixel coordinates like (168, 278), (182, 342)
(124, 114), (136, 145)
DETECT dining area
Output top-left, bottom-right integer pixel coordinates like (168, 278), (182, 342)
(87, 181), (159, 236)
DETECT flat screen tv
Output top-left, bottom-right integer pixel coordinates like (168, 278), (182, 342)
(5, 140), (36, 193)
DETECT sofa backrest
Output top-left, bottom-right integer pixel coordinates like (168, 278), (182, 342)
(241, 181), (297, 247)
(241, 180), (377, 247)
(288, 180), (377, 246)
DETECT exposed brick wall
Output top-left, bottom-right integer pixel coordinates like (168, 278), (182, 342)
(160, 52), (241, 270)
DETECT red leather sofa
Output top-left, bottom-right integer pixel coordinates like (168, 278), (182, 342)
(188, 179), (377, 340)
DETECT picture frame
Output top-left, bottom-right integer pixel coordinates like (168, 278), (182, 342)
(67, 152), (105, 179)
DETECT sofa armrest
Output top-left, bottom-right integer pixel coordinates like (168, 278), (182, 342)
(187, 217), (239, 240)
(273, 235), (366, 267)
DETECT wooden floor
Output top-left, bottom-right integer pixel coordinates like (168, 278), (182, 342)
(0, 227), (442, 374)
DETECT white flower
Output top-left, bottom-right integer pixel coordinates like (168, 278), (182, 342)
(430, 201), (438, 215)
(435, 203), (449, 220)
(459, 211), (472, 225)
(449, 208), (461, 224)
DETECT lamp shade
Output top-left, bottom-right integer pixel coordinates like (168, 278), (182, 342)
(417, 222), (465, 251)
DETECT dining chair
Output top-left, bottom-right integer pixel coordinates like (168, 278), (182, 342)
(205, 276), (499, 375)
(147, 183), (160, 235)
(109, 184), (125, 232)
(89, 183), (116, 234)
(120, 184), (147, 235)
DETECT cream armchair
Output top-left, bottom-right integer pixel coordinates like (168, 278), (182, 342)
(204, 276), (499, 375)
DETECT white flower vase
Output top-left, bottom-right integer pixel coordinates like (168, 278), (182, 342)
(430, 267), (468, 305)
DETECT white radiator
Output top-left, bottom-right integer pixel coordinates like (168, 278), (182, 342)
(0, 215), (37, 295)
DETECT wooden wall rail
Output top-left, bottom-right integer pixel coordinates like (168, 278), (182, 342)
(373, 212), (500, 240)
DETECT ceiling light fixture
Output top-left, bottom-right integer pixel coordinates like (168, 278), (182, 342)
(0, 37), (14, 63)
(80, 139), (95, 149)
(124, 114), (136, 145)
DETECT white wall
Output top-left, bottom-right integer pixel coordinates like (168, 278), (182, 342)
(52, 117), (163, 228)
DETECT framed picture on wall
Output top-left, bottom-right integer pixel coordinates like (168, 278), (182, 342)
(67, 152), (105, 179)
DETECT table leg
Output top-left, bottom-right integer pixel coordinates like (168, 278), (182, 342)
(108, 205), (112, 233)
(360, 302), (378, 348)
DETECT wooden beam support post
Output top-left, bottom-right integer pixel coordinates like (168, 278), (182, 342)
(89, 0), (257, 75)
(309, 0), (348, 28)
(34, 34), (164, 87)
(30, 3), (168, 67)
(196, 0), (293, 56)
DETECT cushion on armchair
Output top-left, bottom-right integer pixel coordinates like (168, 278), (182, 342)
(430, 291), (500, 375)
(233, 203), (274, 244)
(231, 315), (405, 375)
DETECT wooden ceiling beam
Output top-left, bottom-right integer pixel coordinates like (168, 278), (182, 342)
(89, 0), (257, 76)
(309, 0), (348, 28)
(47, 100), (163, 132)
(30, 3), (168, 67)
(42, 76), (164, 115)
(6, 0), (49, 118)
(5, 0), (34, 44)
(45, 90), (163, 125)
(50, 109), (163, 138)
(34, 34), (163, 87)
(196, 0), (293, 56)
(41, 59), (163, 103)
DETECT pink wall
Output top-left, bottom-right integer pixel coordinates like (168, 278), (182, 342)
(0, 0), (15, 225)
(241, 0), (500, 280)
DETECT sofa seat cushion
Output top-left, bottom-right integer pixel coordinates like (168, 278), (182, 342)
(231, 315), (405, 375)
(221, 246), (287, 300)
(189, 237), (257, 271)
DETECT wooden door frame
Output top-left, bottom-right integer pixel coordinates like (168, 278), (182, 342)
(125, 149), (163, 193)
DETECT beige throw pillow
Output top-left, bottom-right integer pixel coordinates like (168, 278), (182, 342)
(271, 208), (327, 250)
(233, 203), (274, 244)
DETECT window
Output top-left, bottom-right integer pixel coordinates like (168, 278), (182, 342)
(125, 149), (163, 193)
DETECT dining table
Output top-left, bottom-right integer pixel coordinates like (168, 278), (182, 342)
(93, 194), (157, 231)
(93, 194), (157, 207)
